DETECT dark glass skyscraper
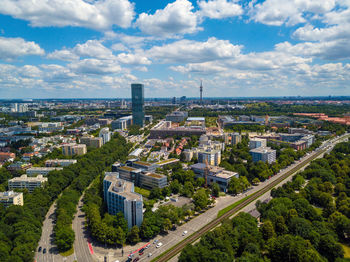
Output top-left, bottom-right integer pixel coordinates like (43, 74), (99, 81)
(131, 83), (144, 127)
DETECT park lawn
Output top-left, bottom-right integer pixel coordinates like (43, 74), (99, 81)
(135, 186), (151, 198)
(341, 244), (350, 258)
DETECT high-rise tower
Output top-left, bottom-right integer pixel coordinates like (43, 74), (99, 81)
(131, 83), (145, 127)
(200, 80), (203, 104)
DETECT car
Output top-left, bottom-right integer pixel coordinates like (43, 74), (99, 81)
(182, 231), (188, 236)
(145, 244), (151, 249)
(156, 242), (163, 248)
(139, 252), (144, 256)
(153, 239), (159, 244)
(133, 258), (139, 262)
(43, 248), (47, 254)
(139, 248), (145, 253)
(126, 258), (132, 262)
(148, 253), (153, 257)
(38, 246), (42, 252)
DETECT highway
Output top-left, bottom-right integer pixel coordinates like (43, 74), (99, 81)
(153, 133), (349, 262)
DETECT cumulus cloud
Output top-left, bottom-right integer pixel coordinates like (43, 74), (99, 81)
(69, 58), (121, 75)
(47, 49), (79, 61)
(135, 0), (200, 37)
(198, 0), (243, 19)
(0, 0), (135, 30)
(0, 37), (44, 60)
(73, 40), (114, 59)
(116, 53), (151, 65)
(147, 37), (242, 63)
(249, 0), (335, 26)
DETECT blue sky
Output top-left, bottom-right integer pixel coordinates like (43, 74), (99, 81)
(0, 0), (349, 99)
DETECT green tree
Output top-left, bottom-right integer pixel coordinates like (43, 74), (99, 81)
(261, 220), (275, 240)
(193, 188), (209, 210)
(211, 182), (220, 197)
(127, 226), (140, 244)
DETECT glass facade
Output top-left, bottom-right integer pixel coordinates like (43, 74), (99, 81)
(131, 83), (144, 127)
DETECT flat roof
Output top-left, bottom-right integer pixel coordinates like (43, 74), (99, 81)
(134, 161), (153, 167)
(187, 117), (205, 121)
(104, 174), (142, 201)
(118, 166), (139, 172)
(156, 158), (179, 165)
(144, 172), (165, 179)
(249, 147), (275, 153)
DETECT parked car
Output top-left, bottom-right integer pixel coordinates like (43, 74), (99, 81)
(133, 257), (139, 262)
(38, 246), (42, 252)
(145, 244), (151, 249)
(43, 248), (47, 254)
(156, 242), (163, 248)
(148, 253), (153, 257)
(139, 248), (144, 253)
(153, 239), (159, 244)
(182, 231), (188, 236)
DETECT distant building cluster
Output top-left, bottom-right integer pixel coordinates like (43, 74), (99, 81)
(150, 120), (206, 139)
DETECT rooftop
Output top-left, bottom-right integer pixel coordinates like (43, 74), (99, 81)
(118, 166), (139, 172)
(144, 172), (164, 179)
(133, 161), (153, 167)
(250, 147), (275, 153)
(9, 174), (47, 182)
(104, 173), (142, 201)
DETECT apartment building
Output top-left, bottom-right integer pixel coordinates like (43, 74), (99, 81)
(0, 191), (23, 207)
(8, 174), (47, 192)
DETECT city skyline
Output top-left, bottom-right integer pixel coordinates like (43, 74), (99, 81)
(0, 0), (350, 99)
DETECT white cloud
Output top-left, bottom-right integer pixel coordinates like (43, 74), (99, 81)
(0, 37), (44, 60)
(0, 0), (135, 31)
(249, 0), (335, 26)
(116, 53), (151, 65)
(198, 0), (243, 19)
(73, 40), (113, 59)
(47, 49), (79, 61)
(293, 23), (350, 41)
(69, 59), (121, 75)
(148, 37), (242, 63)
(135, 0), (200, 37)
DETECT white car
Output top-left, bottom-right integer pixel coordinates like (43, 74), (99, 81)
(156, 242), (163, 248)
(182, 231), (188, 236)
(148, 253), (152, 257)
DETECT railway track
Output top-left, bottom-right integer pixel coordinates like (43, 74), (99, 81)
(154, 135), (348, 262)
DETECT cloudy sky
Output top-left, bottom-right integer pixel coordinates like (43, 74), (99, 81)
(0, 0), (349, 99)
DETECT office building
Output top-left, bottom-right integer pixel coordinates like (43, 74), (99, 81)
(38, 122), (64, 132)
(198, 149), (221, 166)
(150, 121), (206, 139)
(132, 161), (158, 172)
(190, 163), (239, 192)
(8, 174), (48, 192)
(112, 115), (133, 130)
(0, 191), (23, 207)
(249, 138), (267, 149)
(80, 136), (103, 148)
(116, 166), (167, 189)
(103, 173), (143, 228)
(131, 83), (145, 127)
(99, 127), (111, 145)
(26, 167), (63, 176)
(45, 159), (77, 167)
(231, 133), (241, 146)
(172, 97), (176, 104)
(166, 111), (188, 123)
(62, 143), (87, 156)
(250, 147), (276, 164)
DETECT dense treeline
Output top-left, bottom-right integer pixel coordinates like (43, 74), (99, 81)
(179, 141), (350, 261)
(0, 134), (130, 261)
(189, 103), (350, 117)
(54, 134), (131, 252)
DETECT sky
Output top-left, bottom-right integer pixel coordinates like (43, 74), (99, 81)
(0, 0), (349, 99)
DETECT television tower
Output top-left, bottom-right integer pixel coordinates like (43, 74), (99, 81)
(200, 80), (203, 105)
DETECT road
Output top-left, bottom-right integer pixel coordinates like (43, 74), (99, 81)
(35, 202), (63, 262)
(37, 134), (348, 262)
(153, 133), (349, 262)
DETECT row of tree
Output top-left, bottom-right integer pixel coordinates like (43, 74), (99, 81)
(179, 140), (350, 261)
(53, 134), (131, 252)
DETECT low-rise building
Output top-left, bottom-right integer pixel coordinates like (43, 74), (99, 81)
(45, 159), (77, 167)
(231, 133), (242, 145)
(62, 143), (87, 156)
(7, 161), (32, 172)
(249, 138), (267, 149)
(103, 173), (143, 229)
(0, 152), (15, 162)
(165, 111), (188, 123)
(116, 166), (167, 189)
(0, 191), (23, 207)
(198, 149), (221, 166)
(190, 163), (239, 192)
(8, 174), (47, 192)
(132, 161), (158, 172)
(150, 121), (206, 139)
(38, 122), (64, 132)
(80, 136), (103, 148)
(155, 158), (180, 168)
(26, 167), (63, 176)
(250, 147), (276, 164)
